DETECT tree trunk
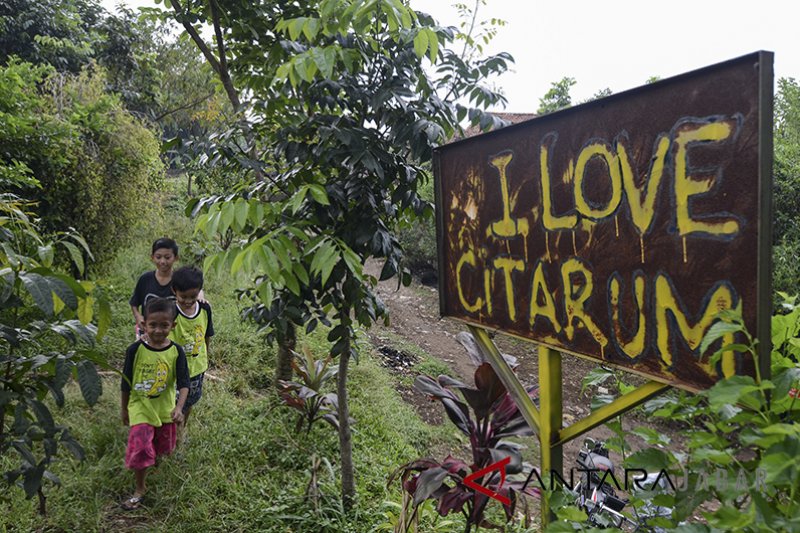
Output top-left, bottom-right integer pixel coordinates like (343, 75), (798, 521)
(337, 334), (355, 509)
(169, 0), (240, 113)
(170, 0), (264, 181)
(274, 323), (295, 388)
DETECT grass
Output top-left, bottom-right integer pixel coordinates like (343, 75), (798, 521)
(1, 354), (463, 531)
(1, 175), (481, 532)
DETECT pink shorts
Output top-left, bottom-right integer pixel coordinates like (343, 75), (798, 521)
(125, 423), (176, 470)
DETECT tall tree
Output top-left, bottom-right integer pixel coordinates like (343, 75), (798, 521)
(94, 6), (234, 135)
(0, 0), (226, 139)
(153, 0), (312, 388)
(93, 5), (163, 117)
(0, 0), (102, 72)
(164, 0), (242, 112)
(169, 0), (512, 508)
(537, 75), (576, 114)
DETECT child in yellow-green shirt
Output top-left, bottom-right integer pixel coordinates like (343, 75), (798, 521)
(169, 266), (214, 437)
(120, 298), (189, 511)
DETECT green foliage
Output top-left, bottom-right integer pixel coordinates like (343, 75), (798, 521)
(184, 0), (513, 350)
(397, 171), (437, 279)
(1, 0), (230, 145)
(375, 496), (459, 532)
(0, 0), (103, 72)
(774, 78), (800, 242)
(773, 239), (800, 304)
(0, 331), (461, 531)
(773, 78), (800, 297)
(1, 177), (463, 529)
(155, 36), (233, 133)
(93, 5), (165, 118)
(537, 76), (576, 114)
(586, 87), (612, 101)
(0, 192), (112, 514)
(169, 128), (253, 196)
(580, 366), (636, 412)
(173, 0), (514, 508)
(111, 14), (235, 140)
(0, 59), (164, 265)
(448, 1), (507, 60)
(548, 298), (800, 532)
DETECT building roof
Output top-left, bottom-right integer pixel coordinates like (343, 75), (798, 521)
(460, 112), (537, 139)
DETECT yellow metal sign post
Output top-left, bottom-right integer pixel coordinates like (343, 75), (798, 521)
(469, 326), (670, 526)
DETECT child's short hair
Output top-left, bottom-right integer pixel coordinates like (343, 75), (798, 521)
(172, 266), (204, 292)
(144, 297), (177, 320)
(151, 237), (178, 256)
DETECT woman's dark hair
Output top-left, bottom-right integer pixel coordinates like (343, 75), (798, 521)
(144, 297), (176, 319)
(172, 266), (204, 292)
(151, 237), (178, 256)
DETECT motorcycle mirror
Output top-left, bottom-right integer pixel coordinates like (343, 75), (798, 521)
(584, 437), (596, 449)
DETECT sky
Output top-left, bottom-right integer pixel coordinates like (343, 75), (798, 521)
(102, 0), (800, 113)
(408, 0), (800, 112)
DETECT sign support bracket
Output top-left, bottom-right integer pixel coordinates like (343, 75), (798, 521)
(469, 325), (670, 529)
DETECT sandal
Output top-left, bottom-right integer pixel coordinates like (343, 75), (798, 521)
(121, 495), (144, 511)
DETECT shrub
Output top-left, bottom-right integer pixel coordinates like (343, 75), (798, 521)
(0, 191), (111, 515)
(546, 300), (800, 532)
(278, 346), (342, 434)
(774, 238), (800, 301)
(0, 59), (164, 267)
(391, 362), (540, 531)
(397, 174), (437, 282)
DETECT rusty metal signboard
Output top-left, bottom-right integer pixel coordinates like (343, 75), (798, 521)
(435, 52), (773, 391)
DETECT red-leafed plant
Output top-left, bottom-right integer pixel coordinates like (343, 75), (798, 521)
(278, 346), (341, 433)
(389, 362), (540, 531)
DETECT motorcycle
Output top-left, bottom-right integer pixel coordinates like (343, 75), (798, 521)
(571, 437), (673, 531)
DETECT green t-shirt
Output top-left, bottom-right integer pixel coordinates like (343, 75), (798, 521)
(121, 340), (189, 427)
(169, 301), (214, 378)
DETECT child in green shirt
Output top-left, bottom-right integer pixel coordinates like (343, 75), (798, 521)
(120, 298), (189, 511)
(129, 238), (207, 340)
(169, 266), (214, 437)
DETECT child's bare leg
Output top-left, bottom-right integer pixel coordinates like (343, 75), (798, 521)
(134, 468), (147, 497)
(122, 468), (148, 509)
